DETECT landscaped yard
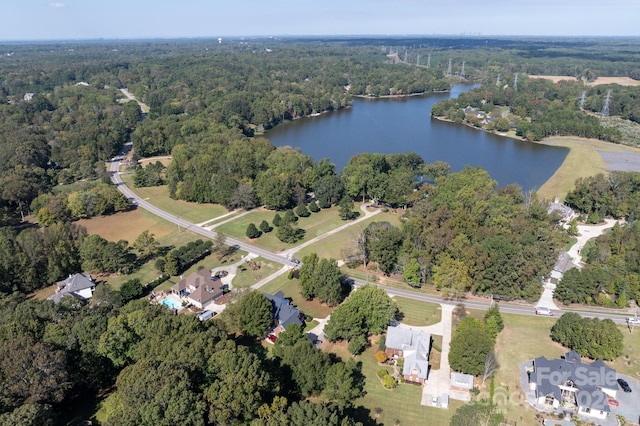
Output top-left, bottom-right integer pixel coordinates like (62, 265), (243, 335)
(610, 324), (640, 379)
(393, 297), (441, 326)
(295, 209), (402, 260)
(258, 275), (334, 319)
(325, 342), (463, 425)
(231, 257), (281, 288)
(120, 174), (228, 223)
(215, 205), (352, 253)
(77, 208), (180, 244)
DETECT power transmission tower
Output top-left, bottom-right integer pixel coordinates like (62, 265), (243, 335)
(601, 90), (611, 118)
(461, 61), (465, 78)
(496, 73), (501, 86)
(447, 58), (452, 76)
(514, 73), (518, 91)
(579, 90), (586, 111)
(427, 54), (431, 68)
(417, 55), (420, 66)
(404, 50), (407, 63)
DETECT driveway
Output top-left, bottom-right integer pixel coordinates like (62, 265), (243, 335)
(610, 374), (640, 424)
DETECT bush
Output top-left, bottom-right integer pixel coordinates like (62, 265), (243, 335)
(273, 213), (281, 227)
(120, 278), (143, 303)
(377, 369), (389, 379)
(154, 257), (166, 272)
(375, 350), (388, 363)
(246, 223), (262, 239)
(308, 201), (320, 213)
(382, 375), (397, 389)
(295, 204), (310, 217)
(259, 220), (272, 233)
(282, 209), (298, 225)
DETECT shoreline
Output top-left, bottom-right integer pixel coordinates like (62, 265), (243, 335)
(351, 89), (449, 100)
(431, 115), (640, 200)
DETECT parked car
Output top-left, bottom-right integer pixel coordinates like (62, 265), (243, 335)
(535, 307), (553, 316)
(431, 395), (438, 406)
(607, 397), (620, 407)
(198, 310), (215, 322)
(627, 317), (640, 325)
(618, 378), (632, 393)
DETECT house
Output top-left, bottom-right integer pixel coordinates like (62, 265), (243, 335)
(263, 291), (304, 337)
(385, 326), (431, 384)
(528, 351), (618, 421)
(547, 197), (575, 223)
(48, 273), (95, 304)
(549, 252), (577, 284)
(450, 372), (475, 401)
(171, 269), (223, 310)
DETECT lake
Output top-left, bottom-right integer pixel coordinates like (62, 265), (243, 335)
(267, 85), (568, 191)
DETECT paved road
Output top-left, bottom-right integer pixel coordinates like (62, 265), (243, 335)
(109, 155), (635, 326)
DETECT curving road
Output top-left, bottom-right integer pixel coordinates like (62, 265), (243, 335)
(109, 154), (635, 326)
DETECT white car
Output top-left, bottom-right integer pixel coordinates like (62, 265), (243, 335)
(431, 395), (438, 406)
(627, 317), (640, 325)
(535, 307), (553, 316)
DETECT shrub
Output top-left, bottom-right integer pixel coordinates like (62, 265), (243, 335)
(259, 220), (272, 233)
(382, 375), (397, 389)
(375, 350), (388, 363)
(377, 369), (389, 379)
(295, 204), (310, 217)
(272, 213), (281, 227)
(246, 223), (262, 239)
(308, 201), (320, 213)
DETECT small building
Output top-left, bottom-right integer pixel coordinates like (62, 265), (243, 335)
(48, 273), (96, 304)
(264, 291), (304, 337)
(171, 269), (223, 310)
(547, 197), (575, 223)
(549, 252), (577, 284)
(385, 326), (431, 384)
(450, 372), (474, 401)
(23, 93), (35, 101)
(528, 351), (618, 421)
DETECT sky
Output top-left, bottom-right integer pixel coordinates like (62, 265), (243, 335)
(2, 0), (639, 41)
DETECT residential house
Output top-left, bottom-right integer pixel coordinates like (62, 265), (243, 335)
(385, 326), (431, 384)
(171, 269), (223, 310)
(264, 291), (304, 337)
(549, 252), (577, 285)
(450, 372), (475, 401)
(547, 197), (575, 223)
(48, 273), (95, 304)
(528, 350), (618, 421)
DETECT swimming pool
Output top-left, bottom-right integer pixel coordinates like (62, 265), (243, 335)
(162, 298), (182, 310)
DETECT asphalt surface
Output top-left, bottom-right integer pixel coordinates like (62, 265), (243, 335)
(109, 150), (634, 326)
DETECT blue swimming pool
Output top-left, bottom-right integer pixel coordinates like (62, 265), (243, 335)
(162, 298), (181, 310)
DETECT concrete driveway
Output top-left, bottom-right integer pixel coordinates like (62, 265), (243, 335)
(610, 374), (640, 424)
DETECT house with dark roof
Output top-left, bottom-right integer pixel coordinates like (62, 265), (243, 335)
(171, 269), (223, 310)
(548, 252), (578, 284)
(263, 291), (304, 336)
(385, 326), (431, 384)
(527, 351), (618, 421)
(48, 273), (96, 304)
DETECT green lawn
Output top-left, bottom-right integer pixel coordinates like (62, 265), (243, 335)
(258, 275), (334, 319)
(296, 209), (402, 260)
(327, 342), (463, 425)
(120, 174), (228, 223)
(216, 205), (351, 253)
(393, 297), (441, 326)
(610, 324), (640, 379)
(232, 257), (281, 288)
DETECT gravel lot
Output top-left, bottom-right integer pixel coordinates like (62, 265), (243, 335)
(599, 150), (640, 172)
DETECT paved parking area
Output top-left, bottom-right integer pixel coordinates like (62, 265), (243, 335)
(610, 374), (640, 424)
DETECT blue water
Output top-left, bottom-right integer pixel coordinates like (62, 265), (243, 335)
(267, 84), (568, 191)
(162, 298), (181, 310)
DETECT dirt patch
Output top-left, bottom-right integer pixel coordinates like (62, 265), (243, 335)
(529, 75), (578, 83)
(77, 209), (176, 243)
(528, 75), (640, 87)
(598, 150), (640, 172)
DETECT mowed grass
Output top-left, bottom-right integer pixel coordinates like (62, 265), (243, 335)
(216, 205), (352, 253)
(393, 297), (441, 326)
(535, 136), (640, 201)
(296, 209), (402, 260)
(493, 313), (569, 425)
(257, 275), (334, 319)
(120, 174), (228, 223)
(326, 342), (463, 425)
(232, 257), (281, 288)
(610, 325), (640, 379)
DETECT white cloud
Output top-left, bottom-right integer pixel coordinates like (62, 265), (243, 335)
(49, 2), (66, 8)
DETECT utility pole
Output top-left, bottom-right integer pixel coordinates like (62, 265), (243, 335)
(579, 90), (586, 111)
(447, 58), (452, 76)
(601, 89), (611, 118)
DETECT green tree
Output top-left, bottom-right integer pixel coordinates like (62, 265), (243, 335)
(323, 359), (366, 408)
(448, 317), (494, 375)
(450, 400), (504, 426)
(483, 305), (504, 341)
(403, 258), (422, 287)
(259, 220), (272, 233)
(223, 291), (273, 338)
(132, 230), (159, 260)
(163, 252), (179, 276)
(120, 279), (144, 303)
(338, 196), (356, 220)
(246, 223), (262, 239)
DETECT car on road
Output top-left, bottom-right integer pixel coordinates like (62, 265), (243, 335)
(535, 307), (553, 316)
(618, 378), (632, 393)
(627, 317), (640, 325)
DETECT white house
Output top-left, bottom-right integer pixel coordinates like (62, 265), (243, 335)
(48, 273), (96, 304)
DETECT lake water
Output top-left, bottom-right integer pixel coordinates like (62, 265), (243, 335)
(267, 85), (568, 191)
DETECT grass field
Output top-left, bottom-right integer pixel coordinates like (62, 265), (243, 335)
(295, 209), (402, 260)
(535, 136), (640, 200)
(216, 205), (356, 253)
(326, 342), (463, 425)
(120, 174), (228, 223)
(231, 257), (281, 288)
(257, 275), (334, 319)
(393, 297), (441, 326)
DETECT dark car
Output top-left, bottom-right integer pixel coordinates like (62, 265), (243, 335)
(618, 378), (632, 393)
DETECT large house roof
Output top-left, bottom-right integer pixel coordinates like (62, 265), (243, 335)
(48, 273), (95, 303)
(554, 252), (577, 274)
(386, 326), (431, 380)
(531, 351), (617, 413)
(173, 269), (223, 305)
(264, 291), (303, 329)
